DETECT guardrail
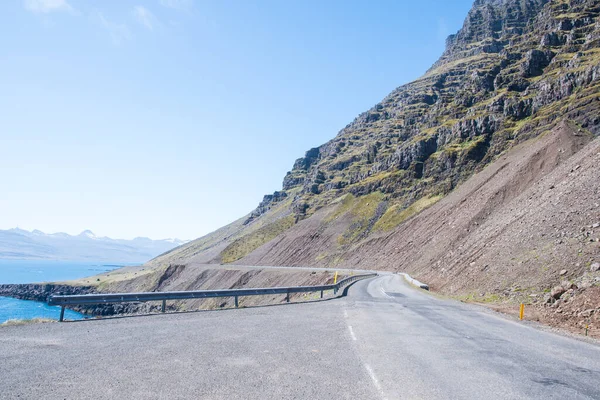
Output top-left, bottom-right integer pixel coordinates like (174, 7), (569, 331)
(49, 273), (377, 321)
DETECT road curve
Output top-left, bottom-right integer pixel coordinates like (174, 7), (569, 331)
(345, 274), (600, 399)
(1, 274), (599, 399)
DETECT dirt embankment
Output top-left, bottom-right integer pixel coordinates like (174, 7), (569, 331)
(92, 264), (338, 315)
(488, 285), (600, 338)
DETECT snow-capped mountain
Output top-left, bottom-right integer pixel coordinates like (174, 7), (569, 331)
(0, 228), (187, 262)
(78, 230), (97, 239)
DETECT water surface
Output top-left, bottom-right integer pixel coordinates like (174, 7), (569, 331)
(0, 259), (124, 284)
(0, 259), (131, 323)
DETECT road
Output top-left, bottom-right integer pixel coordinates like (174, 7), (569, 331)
(1, 274), (599, 399)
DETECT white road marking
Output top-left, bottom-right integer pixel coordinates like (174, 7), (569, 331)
(343, 309), (349, 318)
(380, 288), (392, 298)
(348, 325), (357, 341)
(364, 363), (387, 400)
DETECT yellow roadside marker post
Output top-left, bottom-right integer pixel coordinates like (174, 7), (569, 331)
(332, 271), (339, 295)
(519, 303), (525, 321)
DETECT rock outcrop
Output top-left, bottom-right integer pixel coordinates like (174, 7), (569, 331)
(236, 0), (600, 227)
(0, 283), (95, 303)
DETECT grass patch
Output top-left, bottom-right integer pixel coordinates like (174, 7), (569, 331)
(337, 192), (385, 245)
(220, 216), (296, 263)
(315, 253), (327, 262)
(1, 318), (55, 327)
(349, 192), (384, 219)
(445, 136), (487, 155)
(454, 292), (504, 303)
(324, 194), (355, 222)
(425, 54), (499, 77)
(374, 195), (443, 232)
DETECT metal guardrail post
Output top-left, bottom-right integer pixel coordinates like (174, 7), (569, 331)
(286, 291), (290, 303)
(59, 306), (65, 322)
(161, 299), (166, 313)
(235, 296), (239, 308)
(320, 290), (323, 298)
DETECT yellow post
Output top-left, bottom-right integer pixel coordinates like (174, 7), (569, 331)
(519, 303), (524, 320)
(334, 271), (338, 284)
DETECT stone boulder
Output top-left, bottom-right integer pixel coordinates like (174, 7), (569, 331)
(520, 49), (555, 77)
(551, 285), (566, 299)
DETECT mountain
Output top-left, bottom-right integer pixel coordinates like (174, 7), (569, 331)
(151, 0), (599, 265)
(78, 230), (97, 239)
(136, 0), (599, 332)
(0, 228), (186, 263)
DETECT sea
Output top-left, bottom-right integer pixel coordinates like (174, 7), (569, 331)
(0, 260), (130, 323)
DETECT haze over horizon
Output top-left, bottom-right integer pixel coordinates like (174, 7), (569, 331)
(0, 0), (472, 240)
(3, 226), (186, 241)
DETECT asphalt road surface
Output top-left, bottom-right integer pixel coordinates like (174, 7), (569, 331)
(1, 274), (599, 399)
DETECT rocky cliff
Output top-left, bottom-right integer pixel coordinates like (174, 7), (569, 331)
(272, 0), (600, 224)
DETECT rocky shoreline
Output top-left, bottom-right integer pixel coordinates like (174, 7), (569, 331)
(0, 284), (156, 317)
(0, 283), (95, 303)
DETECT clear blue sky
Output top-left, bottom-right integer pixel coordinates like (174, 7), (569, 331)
(0, 0), (473, 240)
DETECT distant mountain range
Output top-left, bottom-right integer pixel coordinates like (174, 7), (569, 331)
(0, 228), (186, 263)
